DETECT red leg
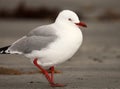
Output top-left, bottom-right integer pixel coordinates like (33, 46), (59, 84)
(33, 58), (52, 84)
(49, 66), (53, 82)
(33, 58), (66, 87)
(49, 66), (66, 87)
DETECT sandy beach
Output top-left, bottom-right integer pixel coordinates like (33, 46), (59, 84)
(0, 19), (120, 89)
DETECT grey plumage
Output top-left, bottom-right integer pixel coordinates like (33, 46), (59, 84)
(27, 25), (56, 37)
(8, 25), (57, 54)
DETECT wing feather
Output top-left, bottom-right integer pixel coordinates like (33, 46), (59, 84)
(8, 25), (57, 54)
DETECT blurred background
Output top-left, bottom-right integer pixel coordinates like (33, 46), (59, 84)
(0, 0), (120, 89)
(0, 0), (120, 75)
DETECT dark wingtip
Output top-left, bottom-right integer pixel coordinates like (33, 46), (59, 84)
(0, 45), (11, 54)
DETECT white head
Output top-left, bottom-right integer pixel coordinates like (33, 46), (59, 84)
(55, 10), (87, 28)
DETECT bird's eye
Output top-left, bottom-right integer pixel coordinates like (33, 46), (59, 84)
(68, 18), (72, 21)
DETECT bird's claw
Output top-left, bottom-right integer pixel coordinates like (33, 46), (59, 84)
(50, 83), (66, 87)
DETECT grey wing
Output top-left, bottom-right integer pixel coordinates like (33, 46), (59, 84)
(9, 25), (57, 54)
(27, 25), (56, 37)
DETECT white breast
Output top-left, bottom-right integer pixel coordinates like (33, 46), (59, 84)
(26, 23), (83, 67)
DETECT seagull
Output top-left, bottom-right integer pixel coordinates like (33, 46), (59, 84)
(0, 10), (87, 87)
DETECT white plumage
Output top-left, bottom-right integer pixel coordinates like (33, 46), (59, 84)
(0, 10), (87, 87)
(8, 10), (84, 67)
